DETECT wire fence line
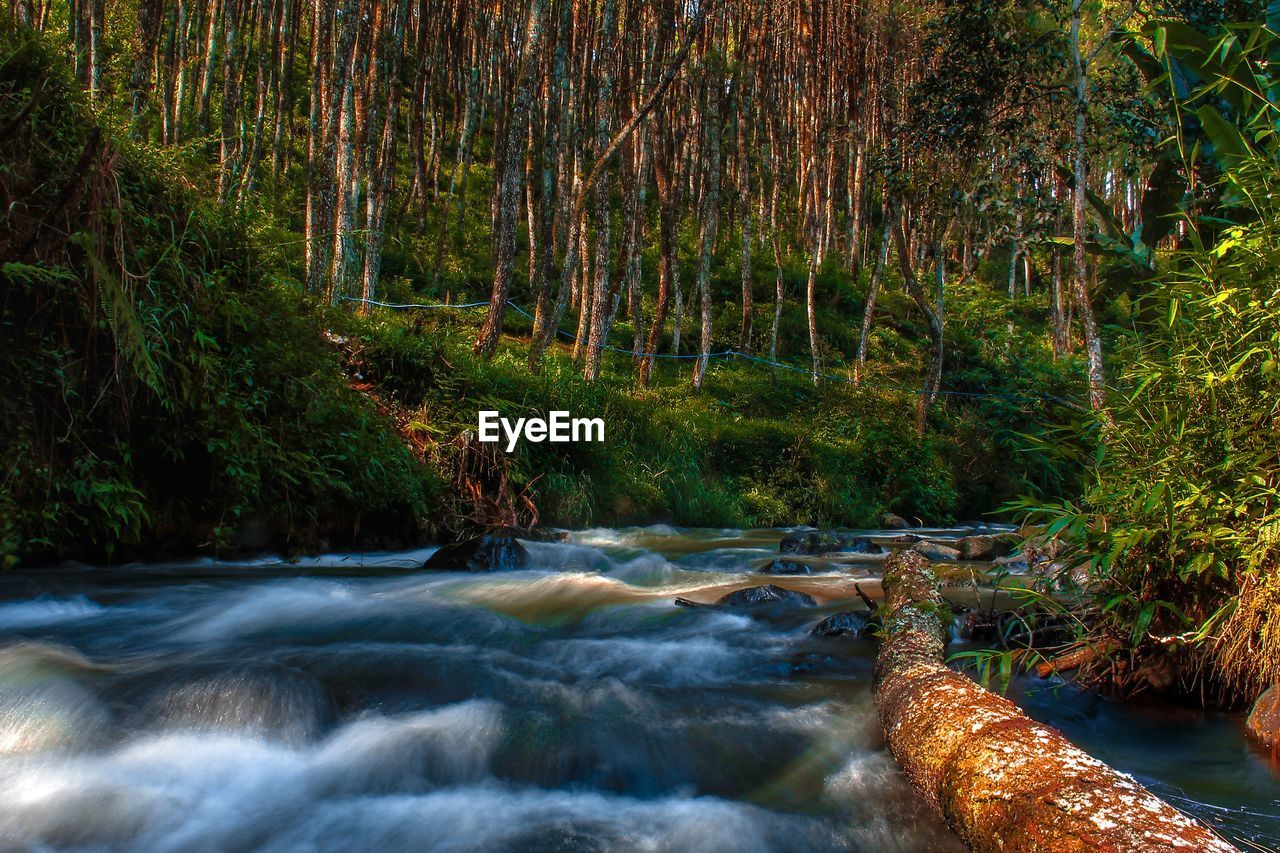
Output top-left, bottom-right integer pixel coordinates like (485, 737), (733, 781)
(338, 294), (1082, 409)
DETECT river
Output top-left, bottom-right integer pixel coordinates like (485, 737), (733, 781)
(0, 526), (1274, 851)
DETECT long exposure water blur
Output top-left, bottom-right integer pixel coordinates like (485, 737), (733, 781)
(0, 526), (1274, 851)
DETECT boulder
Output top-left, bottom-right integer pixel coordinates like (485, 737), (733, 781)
(759, 558), (813, 575)
(958, 535), (996, 561)
(422, 535), (531, 572)
(810, 611), (874, 638)
(1246, 684), (1280, 749)
(910, 541), (961, 562)
(993, 553), (1031, 574)
(778, 530), (875, 556)
(881, 513), (909, 530)
(716, 585), (816, 609)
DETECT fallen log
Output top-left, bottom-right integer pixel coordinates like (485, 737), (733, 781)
(1034, 639), (1121, 679)
(873, 550), (1236, 852)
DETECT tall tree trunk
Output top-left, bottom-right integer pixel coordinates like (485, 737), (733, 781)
(360, 0), (409, 314)
(86, 0), (103, 99)
(581, 0), (619, 382)
(1071, 0), (1109, 420)
(196, 0), (221, 135)
(474, 0), (550, 358)
(737, 74), (753, 353)
(304, 0), (334, 294)
(216, 0), (243, 201)
(640, 131), (678, 386)
(855, 210), (892, 384)
(627, 135), (651, 360)
(1050, 248), (1068, 357)
(768, 153), (783, 367)
(893, 215), (944, 436)
(129, 0), (164, 131)
(691, 76), (722, 390)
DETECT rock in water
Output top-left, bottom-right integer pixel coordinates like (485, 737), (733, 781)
(881, 513), (909, 530)
(1247, 684), (1280, 748)
(422, 536), (531, 572)
(759, 558), (813, 575)
(716, 585), (816, 608)
(958, 535), (995, 560)
(910, 541), (961, 562)
(810, 611), (873, 638)
(779, 531), (875, 555)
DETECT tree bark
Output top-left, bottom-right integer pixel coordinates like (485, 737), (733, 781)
(691, 71), (722, 391)
(892, 214), (944, 435)
(736, 71), (753, 353)
(874, 550), (1235, 853)
(855, 210), (891, 384)
(474, 0), (550, 358)
(1071, 0), (1110, 421)
(640, 125), (679, 385)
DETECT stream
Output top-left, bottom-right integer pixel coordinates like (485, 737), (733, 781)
(0, 526), (1275, 851)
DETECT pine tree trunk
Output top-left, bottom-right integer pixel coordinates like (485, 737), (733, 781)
(475, 0), (550, 358)
(691, 75), (722, 390)
(640, 132), (677, 386)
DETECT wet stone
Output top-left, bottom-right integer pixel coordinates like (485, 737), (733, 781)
(779, 531), (876, 556)
(809, 611), (874, 638)
(958, 535), (995, 561)
(910, 542), (961, 562)
(422, 535), (531, 572)
(759, 558), (814, 575)
(716, 585), (816, 609)
(1246, 684), (1280, 749)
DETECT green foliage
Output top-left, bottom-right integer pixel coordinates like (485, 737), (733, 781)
(0, 29), (442, 565)
(0, 21), (1085, 567)
(1014, 21), (1280, 702)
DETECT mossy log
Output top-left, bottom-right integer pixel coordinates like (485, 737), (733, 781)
(873, 550), (1237, 852)
(1033, 639), (1121, 679)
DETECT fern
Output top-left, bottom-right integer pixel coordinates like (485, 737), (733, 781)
(69, 230), (168, 403)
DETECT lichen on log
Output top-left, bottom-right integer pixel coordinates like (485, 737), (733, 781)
(873, 549), (1237, 852)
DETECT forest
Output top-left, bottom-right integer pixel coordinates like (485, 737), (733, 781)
(1, 0), (1279, 847)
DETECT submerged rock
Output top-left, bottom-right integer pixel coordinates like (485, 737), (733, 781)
(759, 558), (814, 575)
(716, 585), (816, 609)
(810, 611), (874, 638)
(779, 531), (875, 556)
(422, 536), (531, 572)
(1246, 684), (1280, 749)
(910, 541), (961, 562)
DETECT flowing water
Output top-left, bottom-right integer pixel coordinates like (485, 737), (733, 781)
(0, 526), (1274, 851)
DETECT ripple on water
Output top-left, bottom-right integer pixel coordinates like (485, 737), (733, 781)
(0, 595), (105, 630)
